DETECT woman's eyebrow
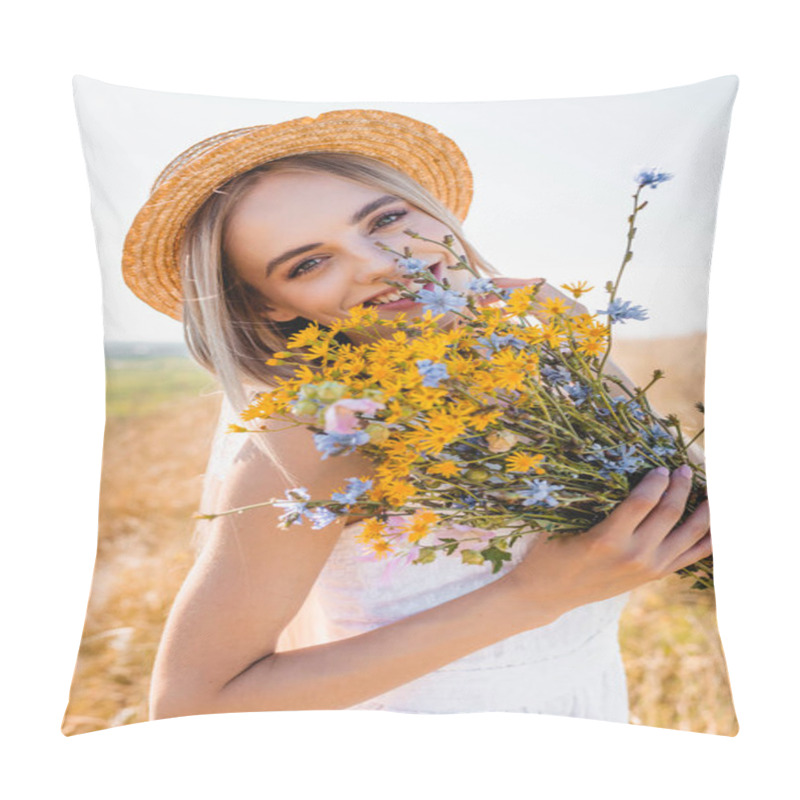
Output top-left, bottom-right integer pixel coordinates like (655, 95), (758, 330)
(266, 242), (322, 276)
(349, 195), (399, 224)
(265, 195), (401, 276)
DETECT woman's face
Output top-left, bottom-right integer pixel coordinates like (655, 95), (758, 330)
(223, 170), (470, 328)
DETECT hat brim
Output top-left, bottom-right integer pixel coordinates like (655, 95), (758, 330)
(122, 109), (473, 321)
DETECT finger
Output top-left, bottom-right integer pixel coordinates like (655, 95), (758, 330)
(597, 467), (671, 539)
(656, 499), (710, 566)
(634, 465), (694, 547)
(664, 532), (712, 574)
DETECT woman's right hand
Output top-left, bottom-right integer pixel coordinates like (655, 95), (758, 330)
(502, 466), (711, 625)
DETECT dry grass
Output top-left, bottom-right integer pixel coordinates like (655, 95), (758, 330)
(62, 335), (737, 736)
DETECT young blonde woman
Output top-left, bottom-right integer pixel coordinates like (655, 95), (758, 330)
(122, 110), (711, 721)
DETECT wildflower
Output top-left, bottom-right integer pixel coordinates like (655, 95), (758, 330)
(541, 365), (572, 386)
(486, 430), (519, 453)
(308, 507), (340, 530)
(403, 510), (439, 543)
(416, 359), (450, 388)
(398, 257), (429, 275)
(561, 280), (593, 298)
(575, 337), (606, 357)
(323, 397), (385, 434)
(331, 477), (374, 505)
(537, 296), (571, 317)
(415, 285), (468, 315)
(596, 298), (649, 323)
(636, 169), (673, 189)
(467, 277), (497, 294)
(286, 322), (323, 349)
(316, 381), (349, 402)
(313, 430), (370, 459)
(516, 479), (564, 508)
(506, 452), (546, 474)
(477, 332), (527, 352)
(274, 487), (312, 527)
(428, 460), (461, 478)
(565, 382), (590, 405)
(505, 286), (538, 316)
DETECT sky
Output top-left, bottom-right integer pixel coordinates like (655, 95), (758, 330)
(74, 75), (737, 342)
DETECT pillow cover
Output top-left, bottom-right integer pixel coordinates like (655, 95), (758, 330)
(66, 74), (738, 735)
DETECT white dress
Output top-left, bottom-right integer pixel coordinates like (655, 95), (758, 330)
(201, 394), (631, 722)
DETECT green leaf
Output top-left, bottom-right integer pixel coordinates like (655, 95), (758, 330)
(481, 545), (513, 574)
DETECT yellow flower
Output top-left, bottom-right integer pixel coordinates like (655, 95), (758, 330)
(537, 296), (571, 317)
(356, 518), (387, 543)
(403, 510), (439, 544)
(382, 479), (417, 507)
(560, 280), (594, 299)
(505, 286), (538, 317)
(470, 407), (504, 431)
(343, 305), (380, 328)
(286, 322), (323, 349)
(576, 337), (607, 357)
(369, 537), (394, 560)
(428, 460), (461, 478)
(506, 452), (546, 473)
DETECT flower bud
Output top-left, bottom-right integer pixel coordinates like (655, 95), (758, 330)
(465, 467), (491, 483)
(365, 423), (391, 445)
(316, 381), (348, 402)
(292, 400), (318, 417)
(486, 431), (518, 453)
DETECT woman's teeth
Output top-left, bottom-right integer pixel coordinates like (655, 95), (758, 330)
(370, 289), (405, 305)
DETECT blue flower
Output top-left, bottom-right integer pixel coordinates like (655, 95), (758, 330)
(636, 169), (673, 189)
(477, 332), (527, 352)
(398, 257), (430, 275)
(597, 298), (649, 324)
(274, 487), (312, 527)
(646, 424), (677, 456)
(516, 479), (564, 508)
(331, 477), (374, 505)
(416, 359), (449, 388)
(313, 430), (370, 459)
(467, 277), (497, 294)
(565, 382), (590, 405)
(541, 365), (572, 386)
(415, 285), (468, 315)
(613, 444), (645, 474)
(308, 507), (340, 530)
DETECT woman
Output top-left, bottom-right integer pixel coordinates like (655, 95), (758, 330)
(122, 109), (710, 720)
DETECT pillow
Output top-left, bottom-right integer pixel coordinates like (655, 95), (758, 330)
(66, 74), (738, 735)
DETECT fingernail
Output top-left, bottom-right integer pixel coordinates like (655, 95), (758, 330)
(654, 467), (669, 476)
(676, 464), (692, 478)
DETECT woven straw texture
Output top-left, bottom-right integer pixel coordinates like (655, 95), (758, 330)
(122, 109), (474, 320)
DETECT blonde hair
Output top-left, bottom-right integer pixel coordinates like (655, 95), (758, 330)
(180, 152), (495, 459)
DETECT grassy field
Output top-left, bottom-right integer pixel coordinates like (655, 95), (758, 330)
(62, 335), (737, 735)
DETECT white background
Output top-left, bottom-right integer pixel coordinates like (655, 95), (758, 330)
(75, 74), (735, 341)
(2, 2), (797, 798)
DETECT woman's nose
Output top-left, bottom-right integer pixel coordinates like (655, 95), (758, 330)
(350, 243), (402, 285)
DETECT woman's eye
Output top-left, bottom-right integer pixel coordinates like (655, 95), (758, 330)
(371, 209), (408, 230)
(289, 257), (324, 278)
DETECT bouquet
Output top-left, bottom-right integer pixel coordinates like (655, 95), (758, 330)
(200, 169), (712, 590)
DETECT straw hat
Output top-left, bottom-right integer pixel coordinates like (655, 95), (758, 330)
(122, 109), (474, 320)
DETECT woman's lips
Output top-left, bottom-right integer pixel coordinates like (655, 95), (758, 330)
(367, 261), (445, 309)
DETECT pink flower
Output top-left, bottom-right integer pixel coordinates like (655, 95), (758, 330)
(323, 398), (385, 434)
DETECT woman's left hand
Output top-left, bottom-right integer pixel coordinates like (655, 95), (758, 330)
(475, 277), (589, 322)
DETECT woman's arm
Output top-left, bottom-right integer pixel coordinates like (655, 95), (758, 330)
(150, 416), (710, 718)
